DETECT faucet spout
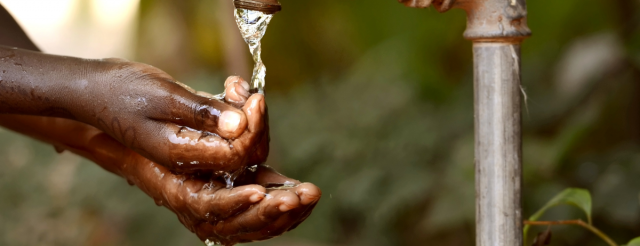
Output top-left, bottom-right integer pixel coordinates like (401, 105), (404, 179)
(234, 0), (281, 14)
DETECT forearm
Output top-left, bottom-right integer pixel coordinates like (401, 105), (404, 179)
(0, 114), (125, 176)
(0, 114), (191, 215)
(0, 114), (240, 220)
(0, 46), (113, 119)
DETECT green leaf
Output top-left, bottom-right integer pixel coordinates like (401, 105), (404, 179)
(625, 237), (640, 246)
(524, 188), (592, 243)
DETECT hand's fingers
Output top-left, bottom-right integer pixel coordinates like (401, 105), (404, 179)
(213, 189), (301, 236)
(254, 165), (301, 187)
(290, 183), (322, 206)
(247, 108), (270, 165)
(224, 76), (250, 107)
(234, 201), (319, 243)
(125, 158), (265, 223)
(186, 97), (248, 139)
(242, 93), (265, 134)
(157, 123), (243, 172)
(255, 184), (320, 232)
(229, 94), (266, 162)
(188, 184), (267, 222)
(146, 76), (248, 139)
(252, 184), (320, 234)
(135, 102), (263, 173)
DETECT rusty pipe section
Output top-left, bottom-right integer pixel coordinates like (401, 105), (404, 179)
(234, 0), (281, 14)
(399, 0), (530, 245)
(399, 0), (531, 41)
(460, 0), (531, 41)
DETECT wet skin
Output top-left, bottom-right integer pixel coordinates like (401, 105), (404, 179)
(0, 110), (320, 245)
(0, 48), (270, 174)
(0, 4), (268, 174)
(0, 3), (320, 244)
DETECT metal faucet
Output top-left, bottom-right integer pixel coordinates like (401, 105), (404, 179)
(233, 0), (281, 14)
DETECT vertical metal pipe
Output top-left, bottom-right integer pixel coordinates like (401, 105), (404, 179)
(474, 42), (523, 246)
(397, 0), (530, 244)
(463, 0), (529, 244)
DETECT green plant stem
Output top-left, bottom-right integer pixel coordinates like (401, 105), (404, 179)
(524, 220), (618, 246)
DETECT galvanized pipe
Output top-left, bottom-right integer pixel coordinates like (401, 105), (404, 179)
(399, 0), (530, 245)
(473, 42), (523, 246)
(466, 0), (529, 244)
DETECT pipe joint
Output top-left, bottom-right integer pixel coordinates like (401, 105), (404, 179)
(399, 0), (531, 41)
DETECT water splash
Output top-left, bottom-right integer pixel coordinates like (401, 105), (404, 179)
(216, 167), (246, 189)
(205, 239), (219, 246)
(248, 164), (258, 172)
(283, 181), (295, 187)
(234, 8), (273, 93)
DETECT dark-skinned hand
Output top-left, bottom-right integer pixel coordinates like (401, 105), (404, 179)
(0, 47), (268, 174)
(0, 79), (320, 245)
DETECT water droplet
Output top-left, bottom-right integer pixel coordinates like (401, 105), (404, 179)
(223, 168), (245, 189)
(283, 181), (295, 187)
(203, 182), (216, 190)
(248, 165), (258, 172)
(205, 239), (221, 246)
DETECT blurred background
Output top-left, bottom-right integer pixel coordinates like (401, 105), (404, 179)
(1, 0), (639, 245)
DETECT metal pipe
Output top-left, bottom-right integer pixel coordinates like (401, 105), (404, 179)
(233, 0), (281, 14)
(399, 0), (531, 245)
(474, 41), (523, 246)
(466, 1), (529, 244)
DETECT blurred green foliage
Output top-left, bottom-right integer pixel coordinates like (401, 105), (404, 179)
(1, 0), (640, 245)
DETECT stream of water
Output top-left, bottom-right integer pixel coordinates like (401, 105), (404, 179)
(234, 8), (273, 94)
(202, 7), (277, 246)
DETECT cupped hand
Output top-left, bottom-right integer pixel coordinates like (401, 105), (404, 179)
(195, 165), (321, 245)
(84, 61), (269, 174)
(0, 113), (320, 246)
(0, 47), (267, 174)
(123, 152), (320, 246)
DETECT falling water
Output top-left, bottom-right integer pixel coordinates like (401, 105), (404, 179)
(200, 7), (276, 246)
(234, 8), (273, 94)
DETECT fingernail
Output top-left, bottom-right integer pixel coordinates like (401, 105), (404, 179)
(235, 83), (250, 98)
(250, 193), (265, 203)
(239, 80), (250, 91)
(258, 95), (266, 114)
(219, 111), (242, 133)
(225, 76), (240, 87)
